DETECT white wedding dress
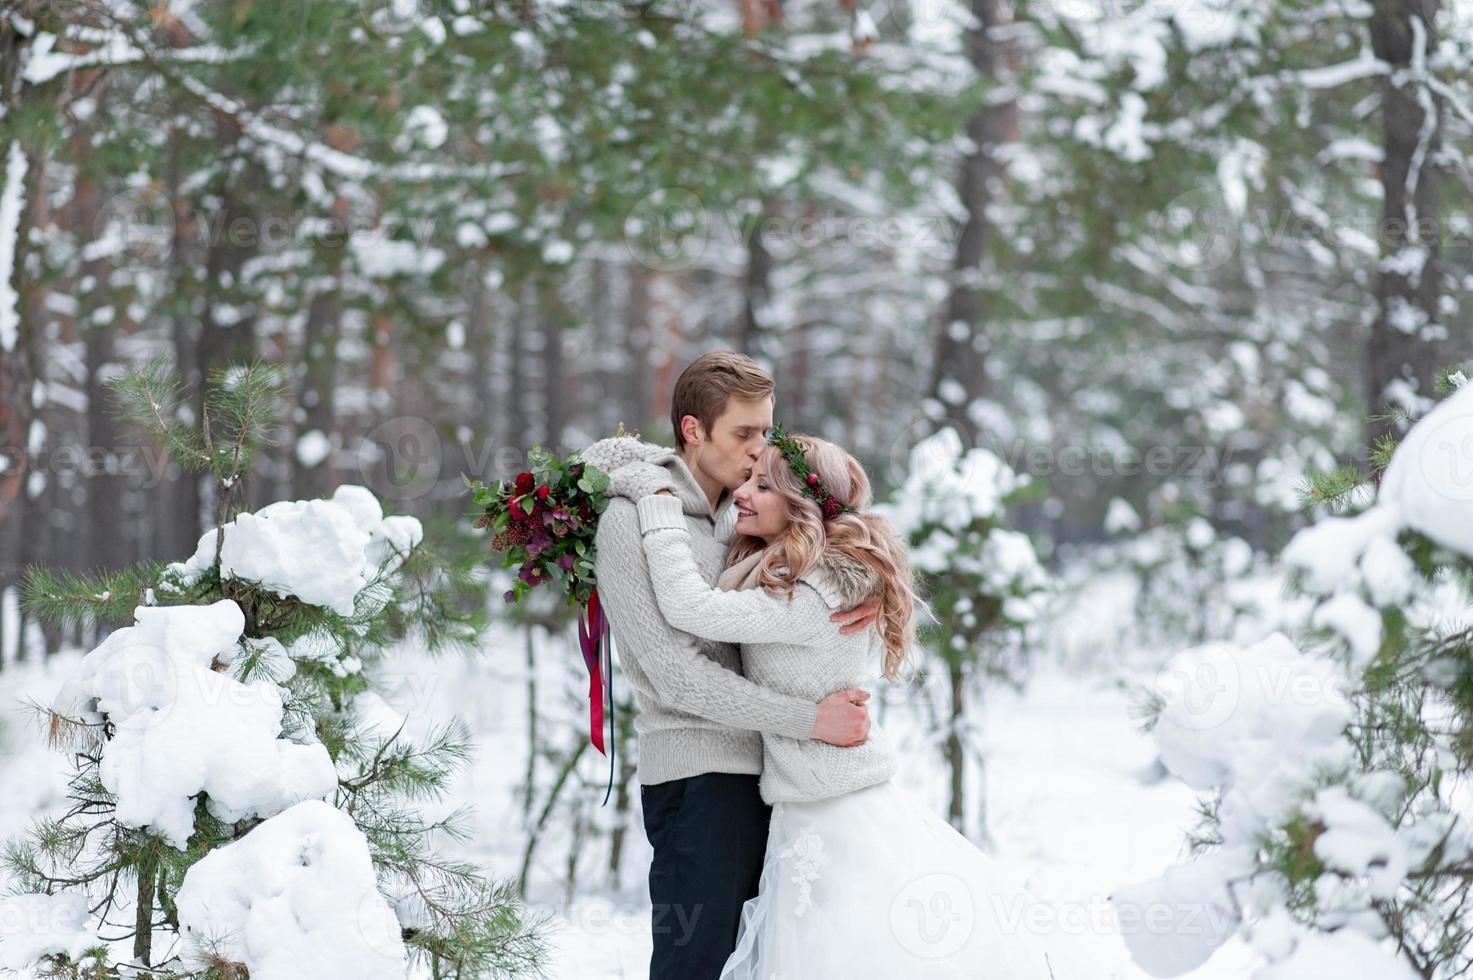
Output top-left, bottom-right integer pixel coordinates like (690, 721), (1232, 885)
(720, 777), (1082, 979)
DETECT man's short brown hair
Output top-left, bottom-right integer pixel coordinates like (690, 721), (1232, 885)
(670, 351), (775, 450)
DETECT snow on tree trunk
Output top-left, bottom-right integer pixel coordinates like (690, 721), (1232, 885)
(1366, 0), (1447, 445)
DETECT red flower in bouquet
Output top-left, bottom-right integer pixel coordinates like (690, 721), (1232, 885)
(464, 442), (622, 788)
(462, 446), (612, 608)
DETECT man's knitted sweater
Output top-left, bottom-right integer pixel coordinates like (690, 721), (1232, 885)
(635, 493), (899, 804)
(582, 437), (821, 787)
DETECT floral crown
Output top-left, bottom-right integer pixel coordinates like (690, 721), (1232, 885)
(766, 422), (856, 521)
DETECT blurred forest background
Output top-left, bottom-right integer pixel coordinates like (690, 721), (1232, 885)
(0, 0), (1470, 661)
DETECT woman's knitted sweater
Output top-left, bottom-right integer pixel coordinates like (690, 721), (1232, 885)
(636, 494), (899, 804)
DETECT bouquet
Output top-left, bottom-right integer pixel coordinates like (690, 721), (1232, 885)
(462, 444), (618, 798)
(462, 445), (610, 606)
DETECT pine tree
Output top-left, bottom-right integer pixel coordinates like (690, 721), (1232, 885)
(2, 357), (547, 979)
(879, 425), (1050, 840)
(1117, 365), (1473, 978)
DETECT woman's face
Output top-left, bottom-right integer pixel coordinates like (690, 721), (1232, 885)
(732, 458), (790, 541)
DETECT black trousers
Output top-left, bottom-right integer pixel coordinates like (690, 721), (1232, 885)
(641, 772), (771, 980)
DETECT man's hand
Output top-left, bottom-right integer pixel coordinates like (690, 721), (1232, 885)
(810, 688), (870, 746)
(832, 595), (880, 635)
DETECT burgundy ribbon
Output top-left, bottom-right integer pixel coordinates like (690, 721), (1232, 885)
(577, 588), (616, 805)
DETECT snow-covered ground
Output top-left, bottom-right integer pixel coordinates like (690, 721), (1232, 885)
(0, 613), (1261, 978)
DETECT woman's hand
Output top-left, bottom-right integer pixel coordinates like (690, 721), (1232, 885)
(605, 460), (676, 499)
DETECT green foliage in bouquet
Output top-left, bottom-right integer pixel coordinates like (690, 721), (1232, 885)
(462, 446), (610, 608)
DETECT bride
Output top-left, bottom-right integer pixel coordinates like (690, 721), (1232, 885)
(628, 425), (1081, 979)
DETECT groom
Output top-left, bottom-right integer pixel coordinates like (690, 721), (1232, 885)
(581, 351), (878, 980)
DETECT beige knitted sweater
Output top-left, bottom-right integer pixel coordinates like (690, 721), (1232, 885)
(636, 493), (899, 804)
(584, 437), (822, 787)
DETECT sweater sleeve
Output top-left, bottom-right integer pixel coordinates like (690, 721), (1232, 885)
(593, 499), (820, 742)
(636, 494), (837, 645)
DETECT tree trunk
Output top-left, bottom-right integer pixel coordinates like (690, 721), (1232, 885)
(196, 114), (262, 501)
(626, 265), (653, 431)
(540, 279), (566, 454)
(945, 659), (966, 832)
(739, 199), (774, 356)
(75, 146), (129, 581)
(523, 627), (538, 819)
(931, 0), (1018, 433)
(0, 89), (40, 667)
(586, 257), (612, 429)
(507, 278), (531, 452)
(161, 128), (203, 560)
(1366, 0), (1446, 446)
(469, 258), (496, 438)
(133, 849), (158, 965)
(292, 226), (345, 499)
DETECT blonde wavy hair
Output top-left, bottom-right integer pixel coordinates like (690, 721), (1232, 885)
(726, 434), (918, 680)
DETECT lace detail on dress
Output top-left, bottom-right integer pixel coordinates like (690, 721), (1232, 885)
(778, 825), (826, 918)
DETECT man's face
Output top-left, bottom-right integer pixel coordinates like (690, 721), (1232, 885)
(684, 394), (774, 491)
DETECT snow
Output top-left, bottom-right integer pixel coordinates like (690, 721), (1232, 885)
(879, 426), (1025, 540)
(0, 139), (26, 353)
(0, 892), (96, 970)
(1149, 632), (1355, 793)
(1109, 852), (1243, 977)
(353, 237), (446, 278)
(0, 599), (1280, 979)
(1280, 503), (1402, 596)
(1105, 497), (1142, 534)
(175, 799), (408, 979)
(49, 599), (338, 849)
(1293, 50), (1391, 90)
(1251, 927), (1418, 980)
(164, 484), (423, 616)
(1377, 379), (1473, 556)
(1280, 380), (1473, 629)
(1357, 535), (1416, 607)
(978, 527), (1048, 594)
(1307, 785), (1407, 900)
(1110, 410), (1473, 980)
(1310, 593), (1383, 670)
(1113, 631), (1367, 975)
(294, 428), (332, 467)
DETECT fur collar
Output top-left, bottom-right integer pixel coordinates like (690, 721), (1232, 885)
(722, 545), (881, 609)
(800, 548), (882, 609)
